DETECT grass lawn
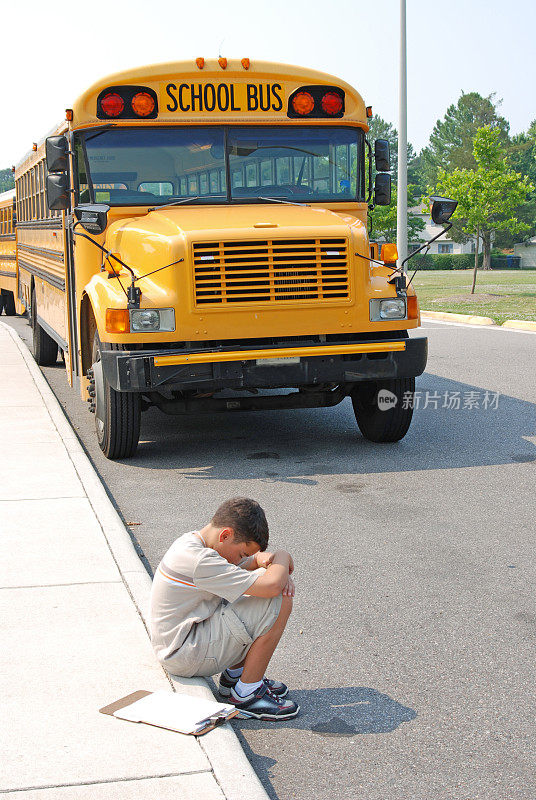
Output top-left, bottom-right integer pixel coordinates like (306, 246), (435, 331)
(412, 269), (536, 325)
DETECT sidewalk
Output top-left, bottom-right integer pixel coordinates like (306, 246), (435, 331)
(0, 321), (269, 800)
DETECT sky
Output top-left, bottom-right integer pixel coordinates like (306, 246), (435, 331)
(2, 0), (536, 167)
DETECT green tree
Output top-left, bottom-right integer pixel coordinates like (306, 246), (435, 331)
(366, 115), (420, 188)
(0, 168), (15, 194)
(420, 92), (510, 189)
(371, 184), (426, 244)
(495, 119), (536, 247)
(436, 126), (533, 290)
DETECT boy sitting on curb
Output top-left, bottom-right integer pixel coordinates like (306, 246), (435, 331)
(149, 497), (299, 720)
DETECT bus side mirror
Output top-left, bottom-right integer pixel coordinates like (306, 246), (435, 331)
(374, 173), (391, 206)
(374, 139), (390, 172)
(430, 196), (458, 224)
(46, 173), (70, 211)
(46, 135), (69, 173)
(74, 204), (110, 234)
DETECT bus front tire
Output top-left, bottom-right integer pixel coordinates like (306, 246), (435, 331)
(351, 377), (415, 443)
(91, 333), (141, 460)
(1, 291), (16, 316)
(31, 290), (58, 365)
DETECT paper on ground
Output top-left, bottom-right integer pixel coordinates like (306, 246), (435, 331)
(113, 690), (235, 734)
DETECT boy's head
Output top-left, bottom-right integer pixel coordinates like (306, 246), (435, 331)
(210, 497), (269, 564)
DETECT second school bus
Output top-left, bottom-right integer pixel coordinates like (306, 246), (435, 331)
(0, 189), (17, 316)
(14, 59), (455, 459)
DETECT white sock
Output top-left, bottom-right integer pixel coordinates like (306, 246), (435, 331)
(235, 678), (263, 697)
(225, 667), (243, 678)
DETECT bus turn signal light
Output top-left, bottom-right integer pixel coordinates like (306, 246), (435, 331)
(131, 92), (155, 117)
(106, 308), (130, 334)
(101, 93), (124, 117)
(321, 92), (343, 115)
(291, 91), (314, 116)
(407, 295), (419, 319)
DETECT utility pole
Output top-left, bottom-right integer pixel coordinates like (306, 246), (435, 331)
(397, 0), (408, 268)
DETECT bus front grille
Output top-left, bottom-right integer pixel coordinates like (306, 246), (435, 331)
(192, 238), (350, 306)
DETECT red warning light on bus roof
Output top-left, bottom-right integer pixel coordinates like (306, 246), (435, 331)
(100, 93), (124, 117)
(321, 92), (343, 116)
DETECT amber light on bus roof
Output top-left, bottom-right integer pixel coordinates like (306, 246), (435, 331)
(292, 92), (315, 116)
(131, 92), (155, 117)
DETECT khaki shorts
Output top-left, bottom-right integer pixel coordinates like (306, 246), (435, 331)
(164, 593), (283, 678)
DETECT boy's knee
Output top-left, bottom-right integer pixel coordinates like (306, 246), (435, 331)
(280, 594), (293, 616)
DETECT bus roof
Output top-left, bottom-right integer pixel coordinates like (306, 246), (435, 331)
(0, 188), (15, 205)
(71, 59), (368, 130)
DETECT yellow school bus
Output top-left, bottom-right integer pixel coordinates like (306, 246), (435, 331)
(14, 59), (440, 459)
(0, 189), (17, 316)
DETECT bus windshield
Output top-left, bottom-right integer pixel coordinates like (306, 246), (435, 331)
(77, 126), (365, 206)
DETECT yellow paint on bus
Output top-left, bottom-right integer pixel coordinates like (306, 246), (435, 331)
(13, 59), (426, 459)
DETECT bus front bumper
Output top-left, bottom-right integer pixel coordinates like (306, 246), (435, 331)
(99, 336), (428, 393)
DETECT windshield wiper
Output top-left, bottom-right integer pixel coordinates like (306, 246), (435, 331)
(255, 196), (309, 207)
(149, 194), (309, 211)
(148, 195), (225, 212)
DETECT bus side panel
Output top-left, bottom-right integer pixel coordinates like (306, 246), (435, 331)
(16, 221), (68, 345)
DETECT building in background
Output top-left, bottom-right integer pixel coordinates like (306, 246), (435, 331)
(514, 237), (536, 268)
(408, 203), (475, 255)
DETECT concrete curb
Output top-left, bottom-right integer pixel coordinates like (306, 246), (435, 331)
(422, 310), (536, 332)
(1, 321), (270, 800)
(502, 319), (536, 331)
(421, 310), (495, 326)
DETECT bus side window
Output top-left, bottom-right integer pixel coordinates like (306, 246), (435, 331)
(276, 157), (290, 185)
(232, 169), (244, 188)
(138, 181), (173, 196)
(260, 160), (273, 186)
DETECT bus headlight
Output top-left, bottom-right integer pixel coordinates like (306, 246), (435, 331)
(130, 308), (175, 332)
(370, 298), (407, 321)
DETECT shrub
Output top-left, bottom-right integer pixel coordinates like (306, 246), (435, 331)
(408, 253), (483, 270)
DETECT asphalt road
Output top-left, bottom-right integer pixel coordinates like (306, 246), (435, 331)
(5, 313), (536, 800)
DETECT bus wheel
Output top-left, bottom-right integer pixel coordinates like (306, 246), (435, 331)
(31, 290), (58, 365)
(90, 332), (141, 460)
(2, 291), (16, 316)
(351, 377), (415, 443)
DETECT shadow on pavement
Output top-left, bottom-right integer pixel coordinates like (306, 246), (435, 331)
(122, 373), (536, 475)
(225, 685), (417, 800)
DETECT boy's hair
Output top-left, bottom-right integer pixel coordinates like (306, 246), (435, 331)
(211, 497), (269, 550)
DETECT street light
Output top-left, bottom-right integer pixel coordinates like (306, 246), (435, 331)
(397, 0), (408, 269)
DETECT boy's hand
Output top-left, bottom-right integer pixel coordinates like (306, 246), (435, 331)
(282, 576), (295, 597)
(255, 551), (275, 569)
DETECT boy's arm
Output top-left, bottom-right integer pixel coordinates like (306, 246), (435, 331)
(243, 551), (294, 573)
(241, 551), (274, 571)
(243, 551), (292, 598)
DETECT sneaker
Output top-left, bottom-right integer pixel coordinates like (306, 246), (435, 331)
(230, 682), (299, 720)
(219, 670), (288, 699)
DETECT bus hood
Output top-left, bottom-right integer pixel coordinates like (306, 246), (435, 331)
(107, 203), (367, 253)
(147, 203), (365, 239)
(103, 203), (370, 341)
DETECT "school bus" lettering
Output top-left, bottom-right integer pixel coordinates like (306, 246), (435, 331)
(165, 83), (283, 113)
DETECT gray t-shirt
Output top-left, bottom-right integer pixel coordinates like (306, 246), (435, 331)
(149, 532), (261, 664)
